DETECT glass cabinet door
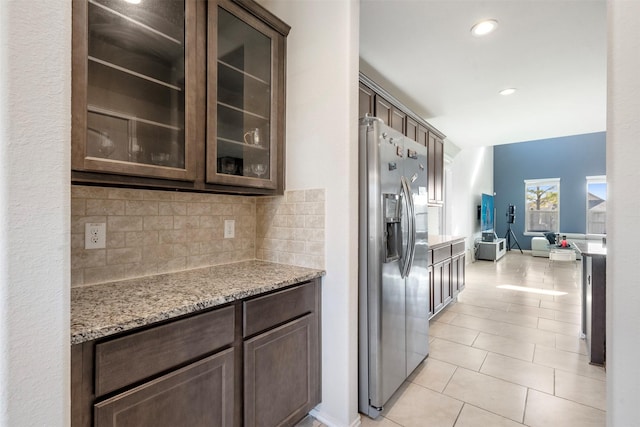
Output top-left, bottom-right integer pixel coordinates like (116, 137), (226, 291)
(207, 0), (280, 189)
(72, 0), (196, 181)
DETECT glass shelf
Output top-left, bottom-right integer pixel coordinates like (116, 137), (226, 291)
(84, 0), (188, 172)
(214, 7), (272, 181)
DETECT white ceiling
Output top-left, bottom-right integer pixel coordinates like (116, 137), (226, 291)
(360, 0), (607, 149)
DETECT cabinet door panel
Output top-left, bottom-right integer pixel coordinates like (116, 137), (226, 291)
(390, 108), (405, 134)
(434, 134), (444, 203)
(72, 0), (197, 181)
(459, 254), (466, 291)
(451, 256), (459, 297)
(375, 96), (393, 126)
(207, 0), (283, 190)
(417, 125), (428, 147)
(95, 349), (234, 427)
(432, 262), (444, 314)
(427, 133), (437, 204)
(443, 259), (452, 304)
(428, 266), (434, 318)
(244, 314), (319, 427)
(359, 82), (375, 118)
(406, 116), (418, 141)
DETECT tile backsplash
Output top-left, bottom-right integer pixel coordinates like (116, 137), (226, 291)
(256, 189), (325, 269)
(71, 186), (325, 287)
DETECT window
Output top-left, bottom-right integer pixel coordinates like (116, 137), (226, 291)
(524, 178), (560, 234)
(587, 176), (606, 235)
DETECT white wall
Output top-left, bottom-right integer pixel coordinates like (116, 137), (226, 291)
(0, 1), (70, 425)
(257, 1), (360, 426)
(606, 1), (640, 424)
(448, 146), (494, 259)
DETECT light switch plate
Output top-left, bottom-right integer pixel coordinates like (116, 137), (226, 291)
(85, 222), (106, 249)
(224, 220), (235, 239)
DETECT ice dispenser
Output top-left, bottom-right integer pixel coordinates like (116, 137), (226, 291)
(383, 193), (401, 262)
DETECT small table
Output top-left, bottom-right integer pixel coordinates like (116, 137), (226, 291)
(549, 247), (576, 262)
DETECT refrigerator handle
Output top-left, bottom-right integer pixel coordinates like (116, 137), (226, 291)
(400, 176), (416, 278)
(405, 177), (417, 276)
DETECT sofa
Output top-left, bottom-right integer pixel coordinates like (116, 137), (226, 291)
(530, 233), (603, 260)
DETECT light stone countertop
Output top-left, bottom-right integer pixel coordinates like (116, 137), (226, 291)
(71, 260), (325, 345)
(572, 240), (607, 258)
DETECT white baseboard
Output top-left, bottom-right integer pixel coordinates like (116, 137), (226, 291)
(309, 408), (361, 427)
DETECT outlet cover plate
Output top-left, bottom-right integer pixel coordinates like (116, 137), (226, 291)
(224, 220), (235, 239)
(85, 222), (106, 249)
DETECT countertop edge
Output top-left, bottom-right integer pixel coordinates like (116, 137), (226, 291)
(571, 240), (608, 257)
(429, 235), (466, 249)
(71, 262), (325, 345)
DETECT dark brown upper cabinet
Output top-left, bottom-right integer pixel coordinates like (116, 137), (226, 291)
(375, 95), (405, 134)
(72, 0), (198, 181)
(428, 131), (444, 205)
(206, 0), (288, 191)
(72, 0), (289, 195)
(360, 74), (446, 206)
(359, 82), (375, 118)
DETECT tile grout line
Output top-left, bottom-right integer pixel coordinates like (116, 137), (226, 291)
(451, 402), (465, 427)
(522, 387), (530, 425)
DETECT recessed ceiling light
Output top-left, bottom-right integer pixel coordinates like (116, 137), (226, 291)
(124, 0), (141, 4)
(471, 19), (498, 37)
(499, 88), (517, 96)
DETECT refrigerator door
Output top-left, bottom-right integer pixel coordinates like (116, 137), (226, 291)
(368, 122), (407, 410)
(403, 138), (430, 375)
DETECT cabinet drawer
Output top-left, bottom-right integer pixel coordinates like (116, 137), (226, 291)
(95, 306), (235, 397)
(452, 241), (465, 256)
(95, 349), (234, 427)
(243, 281), (316, 338)
(432, 245), (452, 264)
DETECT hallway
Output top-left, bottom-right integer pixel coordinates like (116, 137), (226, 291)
(359, 252), (606, 427)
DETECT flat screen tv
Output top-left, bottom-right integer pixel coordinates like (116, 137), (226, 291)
(481, 193), (494, 232)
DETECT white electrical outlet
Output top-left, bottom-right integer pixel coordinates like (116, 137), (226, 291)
(85, 222), (106, 249)
(224, 220), (235, 239)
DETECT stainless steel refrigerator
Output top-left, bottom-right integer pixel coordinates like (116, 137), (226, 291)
(358, 116), (430, 418)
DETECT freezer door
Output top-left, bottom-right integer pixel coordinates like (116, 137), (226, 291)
(403, 138), (430, 376)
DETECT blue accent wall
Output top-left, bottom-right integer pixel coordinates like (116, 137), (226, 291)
(493, 132), (606, 250)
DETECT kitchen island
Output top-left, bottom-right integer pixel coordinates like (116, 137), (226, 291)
(72, 261), (324, 427)
(573, 240), (607, 366)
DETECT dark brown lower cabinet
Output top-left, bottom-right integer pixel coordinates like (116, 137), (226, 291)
(95, 349), (234, 427)
(244, 315), (319, 427)
(457, 254), (466, 293)
(72, 278), (321, 427)
(432, 260), (449, 314)
(427, 265), (434, 318)
(429, 240), (465, 318)
(442, 259), (452, 305)
(451, 254), (465, 297)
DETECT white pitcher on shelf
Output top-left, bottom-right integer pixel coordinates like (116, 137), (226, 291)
(243, 128), (261, 146)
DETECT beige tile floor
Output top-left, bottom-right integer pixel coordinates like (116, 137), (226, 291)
(362, 253), (606, 427)
(300, 252), (606, 427)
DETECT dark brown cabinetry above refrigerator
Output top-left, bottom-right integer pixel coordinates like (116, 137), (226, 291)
(359, 74), (445, 205)
(71, 0), (289, 195)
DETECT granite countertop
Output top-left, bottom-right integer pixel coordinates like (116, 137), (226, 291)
(71, 260), (325, 345)
(572, 240), (607, 257)
(428, 235), (465, 248)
